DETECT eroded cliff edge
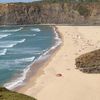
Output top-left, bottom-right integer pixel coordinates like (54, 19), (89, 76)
(0, 2), (100, 25)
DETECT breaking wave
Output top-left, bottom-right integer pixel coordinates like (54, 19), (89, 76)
(0, 27), (23, 33)
(15, 56), (35, 64)
(0, 49), (7, 56)
(31, 28), (41, 32)
(4, 56), (35, 89)
(0, 34), (10, 39)
(0, 39), (26, 48)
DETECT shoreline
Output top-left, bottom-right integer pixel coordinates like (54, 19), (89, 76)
(18, 26), (100, 100)
(14, 26), (62, 92)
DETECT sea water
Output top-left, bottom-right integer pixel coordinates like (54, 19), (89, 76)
(0, 25), (61, 90)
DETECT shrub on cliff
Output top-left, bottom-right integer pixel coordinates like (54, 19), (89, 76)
(77, 5), (91, 17)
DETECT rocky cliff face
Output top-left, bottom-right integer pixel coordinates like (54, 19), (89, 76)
(0, 2), (100, 25)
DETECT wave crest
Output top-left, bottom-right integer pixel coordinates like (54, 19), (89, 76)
(0, 34), (10, 39)
(0, 27), (23, 33)
(0, 39), (26, 48)
(18, 39), (26, 43)
(31, 28), (41, 32)
(4, 56), (35, 90)
(0, 49), (7, 56)
(16, 56), (35, 63)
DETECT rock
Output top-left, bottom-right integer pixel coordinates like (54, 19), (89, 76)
(75, 49), (100, 73)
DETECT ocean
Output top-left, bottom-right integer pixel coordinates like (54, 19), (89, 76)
(0, 25), (61, 90)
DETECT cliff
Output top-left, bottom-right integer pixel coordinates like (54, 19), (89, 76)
(75, 49), (100, 73)
(0, 2), (100, 25)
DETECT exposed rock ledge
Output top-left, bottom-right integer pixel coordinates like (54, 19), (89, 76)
(75, 49), (100, 73)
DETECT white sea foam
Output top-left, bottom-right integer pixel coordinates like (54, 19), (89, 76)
(0, 39), (26, 48)
(16, 56), (35, 63)
(4, 66), (30, 90)
(4, 56), (35, 90)
(0, 49), (7, 56)
(17, 39), (26, 43)
(0, 34), (10, 39)
(35, 27), (62, 61)
(17, 34), (36, 37)
(0, 27), (23, 33)
(4, 27), (62, 90)
(31, 28), (41, 32)
(0, 44), (16, 48)
(52, 26), (62, 46)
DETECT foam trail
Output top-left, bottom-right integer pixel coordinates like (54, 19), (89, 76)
(18, 39), (26, 43)
(0, 44), (16, 48)
(52, 27), (62, 49)
(35, 28), (61, 65)
(4, 66), (30, 90)
(4, 57), (35, 90)
(32, 27), (62, 63)
(31, 28), (41, 32)
(0, 27), (23, 33)
(18, 34), (36, 37)
(0, 39), (26, 48)
(0, 34), (10, 39)
(16, 56), (35, 64)
(0, 49), (7, 56)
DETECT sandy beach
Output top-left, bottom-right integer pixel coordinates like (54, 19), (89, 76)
(19, 26), (100, 100)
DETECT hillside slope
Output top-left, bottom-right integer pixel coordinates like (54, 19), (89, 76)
(0, 87), (36, 100)
(0, 2), (100, 25)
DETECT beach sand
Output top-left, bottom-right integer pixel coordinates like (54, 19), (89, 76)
(19, 26), (100, 100)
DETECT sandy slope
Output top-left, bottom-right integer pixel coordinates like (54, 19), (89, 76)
(23, 26), (100, 100)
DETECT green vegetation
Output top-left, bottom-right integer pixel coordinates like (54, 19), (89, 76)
(0, 87), (36, 100)
(77, 5), (91, 17)
(43, 0), (100, 2)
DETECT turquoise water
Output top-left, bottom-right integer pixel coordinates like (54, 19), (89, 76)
(0, 25), (61, 89)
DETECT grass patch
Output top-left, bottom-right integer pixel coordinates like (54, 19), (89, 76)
(0, 87), (36, 100)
